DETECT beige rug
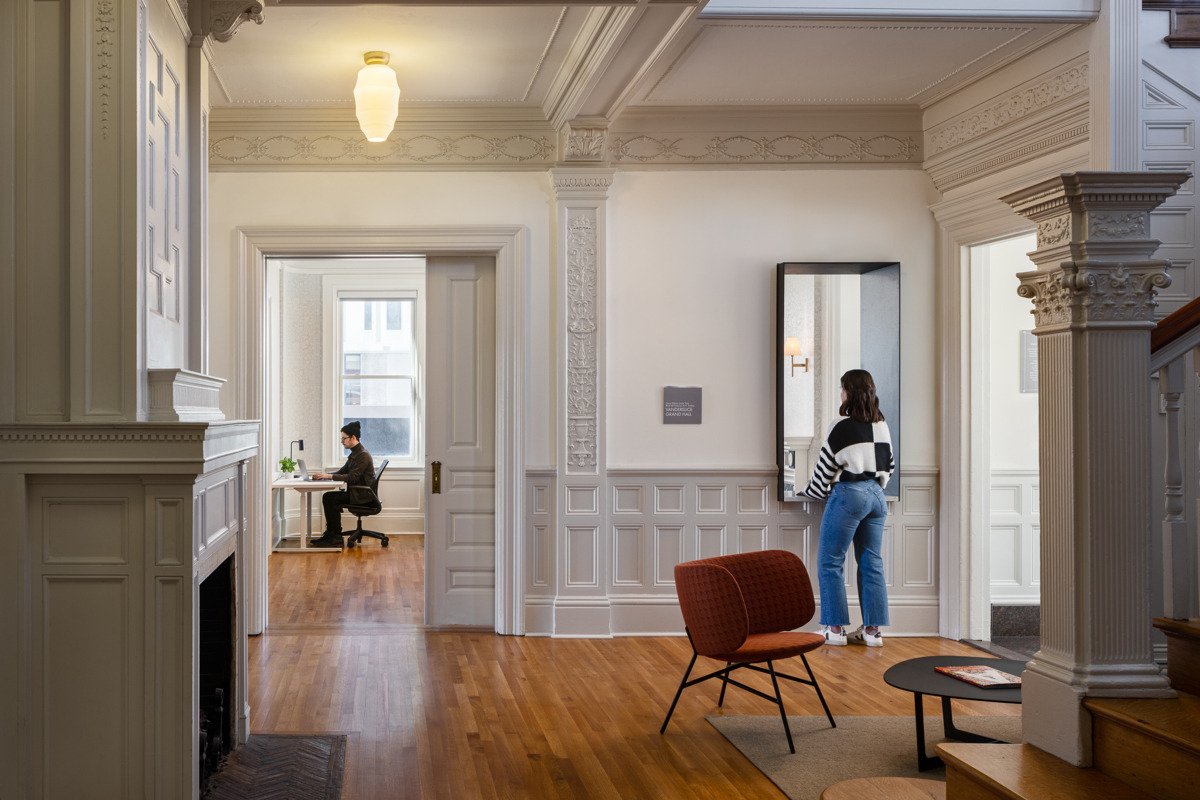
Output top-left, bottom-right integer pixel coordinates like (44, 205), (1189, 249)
(707, 714), (1022, 800)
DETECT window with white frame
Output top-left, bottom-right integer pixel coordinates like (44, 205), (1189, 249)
(321, 266), (426, 468)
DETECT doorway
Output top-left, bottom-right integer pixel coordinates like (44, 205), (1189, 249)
(264, 254), (500, 630)
(235, 226), (527, 638)
(968, 233), (1041, 657)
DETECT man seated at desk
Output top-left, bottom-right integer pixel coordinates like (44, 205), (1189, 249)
(310, 421), (375, 549)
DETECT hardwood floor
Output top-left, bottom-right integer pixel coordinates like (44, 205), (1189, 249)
(250, 536), (1018, 799)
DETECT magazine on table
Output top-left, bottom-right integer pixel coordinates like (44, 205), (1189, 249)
(934, 664), (1022, 688)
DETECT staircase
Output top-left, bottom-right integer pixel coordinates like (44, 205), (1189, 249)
(938, 619), (1200, 800)
(938, 280), (1200, 798)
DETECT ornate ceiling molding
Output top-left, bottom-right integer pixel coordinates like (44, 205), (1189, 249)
(609, 131), (920, 164)
(202, 0), (265, 44)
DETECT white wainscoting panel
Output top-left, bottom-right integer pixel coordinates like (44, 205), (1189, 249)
(989, 469), (1040, 604)
(524, 467), (940, 636)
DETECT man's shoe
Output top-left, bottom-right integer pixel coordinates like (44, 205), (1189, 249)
(309, 534), (343, 549)
(820, 626), (847, 646)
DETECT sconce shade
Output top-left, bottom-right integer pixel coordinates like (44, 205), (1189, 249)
(354, 51), (401, 142)
(784, 337), (802, 357)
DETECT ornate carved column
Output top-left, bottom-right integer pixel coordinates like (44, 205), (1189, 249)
(550, 167), (613, 635)
(1001, 171), (1188, 765)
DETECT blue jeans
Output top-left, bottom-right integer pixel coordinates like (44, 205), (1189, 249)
(817, 481), (890, 627)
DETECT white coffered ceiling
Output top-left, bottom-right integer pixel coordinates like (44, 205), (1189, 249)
(208, 2), (1087, 121)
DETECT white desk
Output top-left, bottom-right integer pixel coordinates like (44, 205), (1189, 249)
(271, 476), (346, 552)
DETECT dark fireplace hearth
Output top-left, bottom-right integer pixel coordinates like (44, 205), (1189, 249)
(199, 557), (236, 792)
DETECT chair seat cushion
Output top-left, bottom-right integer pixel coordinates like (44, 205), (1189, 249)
(710, 631), (825, 662)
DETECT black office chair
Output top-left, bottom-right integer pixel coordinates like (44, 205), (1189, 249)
(346, 460), (389, 549)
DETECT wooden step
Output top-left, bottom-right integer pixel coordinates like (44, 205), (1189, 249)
(937, 742), (1152, 800)
(1154, 617), (1200, 695)
(1086, 693), (1200, 800)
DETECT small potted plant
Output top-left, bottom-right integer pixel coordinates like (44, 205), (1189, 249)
(279, 456), (297, 476)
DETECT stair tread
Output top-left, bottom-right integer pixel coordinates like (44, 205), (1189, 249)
(1154, 617), (1200, 639)
(1084, 692), (1200, 755)
(937, 743), (1153, 800)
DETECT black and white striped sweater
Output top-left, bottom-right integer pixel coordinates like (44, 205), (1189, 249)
(802, 418), (895, 500)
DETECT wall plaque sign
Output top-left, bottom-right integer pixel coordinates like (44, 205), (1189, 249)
(663, 386), (702, 424)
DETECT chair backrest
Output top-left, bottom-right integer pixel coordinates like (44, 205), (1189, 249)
(349, 459), (388, 516)
(674, 550), (815, 653)
(674, 561), (748, 657)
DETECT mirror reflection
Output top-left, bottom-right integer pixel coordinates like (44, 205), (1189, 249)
(777, 262), (901, 501)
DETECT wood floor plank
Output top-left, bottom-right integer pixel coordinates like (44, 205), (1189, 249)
(250, 536), (1019, 799)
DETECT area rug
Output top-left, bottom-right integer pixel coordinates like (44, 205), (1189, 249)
(204, 733), (347, 800)
(707, 714), (1021, 800)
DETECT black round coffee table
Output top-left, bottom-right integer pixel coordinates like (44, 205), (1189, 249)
(883, 655), (1025, 771)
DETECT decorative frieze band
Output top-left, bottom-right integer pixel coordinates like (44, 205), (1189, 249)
(209, 131), (557, 169)
(609, 132), (920, 165)
(926, 58), (1090, 156)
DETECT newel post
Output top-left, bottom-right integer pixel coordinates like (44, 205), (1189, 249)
(1001, 171), (1188, 765)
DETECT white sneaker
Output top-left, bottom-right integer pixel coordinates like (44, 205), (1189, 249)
(820, 626), (848, 646)
(848, 626), (884, 647)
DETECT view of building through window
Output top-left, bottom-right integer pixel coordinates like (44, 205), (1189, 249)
(340, 297), (418, 460)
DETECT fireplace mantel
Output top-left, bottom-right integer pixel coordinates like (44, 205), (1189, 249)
(0, 420), (260, 799)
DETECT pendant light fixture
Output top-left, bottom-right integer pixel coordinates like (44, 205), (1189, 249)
(354, 51), (401, 142)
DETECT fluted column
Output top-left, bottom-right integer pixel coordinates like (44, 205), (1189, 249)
(1001, 171), (1188, 765)
(550, 167), (613, 635)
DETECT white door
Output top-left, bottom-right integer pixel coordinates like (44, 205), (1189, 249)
(425, 257), (496, 627)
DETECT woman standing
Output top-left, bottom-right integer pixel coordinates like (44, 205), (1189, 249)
(803, 369), (894, 647)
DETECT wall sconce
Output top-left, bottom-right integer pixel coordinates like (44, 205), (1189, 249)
(354, 51), (401, 142)
(784, 337), (810, 376)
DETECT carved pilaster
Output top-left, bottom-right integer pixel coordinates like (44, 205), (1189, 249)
(1001, 171), (1187, 765)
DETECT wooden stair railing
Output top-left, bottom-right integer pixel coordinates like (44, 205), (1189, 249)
(1144, 1), (1200, 49)
(1151, 299), (1200, 622)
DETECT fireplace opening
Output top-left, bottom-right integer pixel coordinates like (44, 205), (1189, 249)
(199, 556), (235, 791)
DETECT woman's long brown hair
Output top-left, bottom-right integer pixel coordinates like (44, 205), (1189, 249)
(839, 369), (885, 423)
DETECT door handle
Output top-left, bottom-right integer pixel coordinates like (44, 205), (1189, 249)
(431, 461), (441, 494)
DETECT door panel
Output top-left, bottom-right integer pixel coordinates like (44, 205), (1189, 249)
(425, 257), (496, 627)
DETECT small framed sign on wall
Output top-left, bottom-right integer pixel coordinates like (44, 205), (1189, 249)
(1020, 330), (1038, 393)
(663, 386), (702, 424)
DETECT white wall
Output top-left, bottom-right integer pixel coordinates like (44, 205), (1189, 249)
(987, 233), (1039, 470)
(607, 169), (938, 468)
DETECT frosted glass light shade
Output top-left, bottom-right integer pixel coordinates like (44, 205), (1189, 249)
(784, 336), (802, 357)
(354, 52), (401, 143)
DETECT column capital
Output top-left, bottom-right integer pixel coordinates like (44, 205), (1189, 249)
(559, 119), (611, 165)
(1003, 171), (1188, 329)
(550, 167), (615, 200)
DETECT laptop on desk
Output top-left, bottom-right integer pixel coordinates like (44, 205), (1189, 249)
(296, 460), (314, 481)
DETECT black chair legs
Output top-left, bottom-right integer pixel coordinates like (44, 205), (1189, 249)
(766, 661), (795, 754)
(660, 652), (698, 734)
(345, 517), (389, 548)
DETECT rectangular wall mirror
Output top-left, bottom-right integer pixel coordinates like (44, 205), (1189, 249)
(777, 261), (901, 502)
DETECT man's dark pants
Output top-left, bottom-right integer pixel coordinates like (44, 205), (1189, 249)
(321, 489), (355, 537)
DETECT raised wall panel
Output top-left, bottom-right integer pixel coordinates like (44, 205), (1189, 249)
(533, 484), (550, 514)
(532, 525), (550, 587)
(1144, 161), (1195, 195)
(901, 484), (934, 515)
(1144, 121), (1194, 149)
(566, 485), (599, 515)
(612, 525), (643, 586)
(154, 498), (185, 566)
(448, 567), (494, 589)
(654, 525), (683, 587)
(448, 469), (495, 490)
(612, 485), (642, 514)
(654, 485), (684, 514)
(736, 485), (768, 514)
(153, 576), (186, 798)
(779, 524), (811, 564)
(1150, 207), (1194, 246)
(738, 525), (768, 553)
(201, 480), (230, 548)
(41, 576), (130, 798)
(43, 498), (128, 564)
(882, 523), (895, 586)
(1031, 525), (1042, 585)
(696, 485), (726, 513)
(449, 511), (495, 546)
(566, 526), (598, 587)
(697, 525), (725, 559)
(990, 525), (1022, 585)
(990, 485), (1022, 514)
(902, 525), (935, 588)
